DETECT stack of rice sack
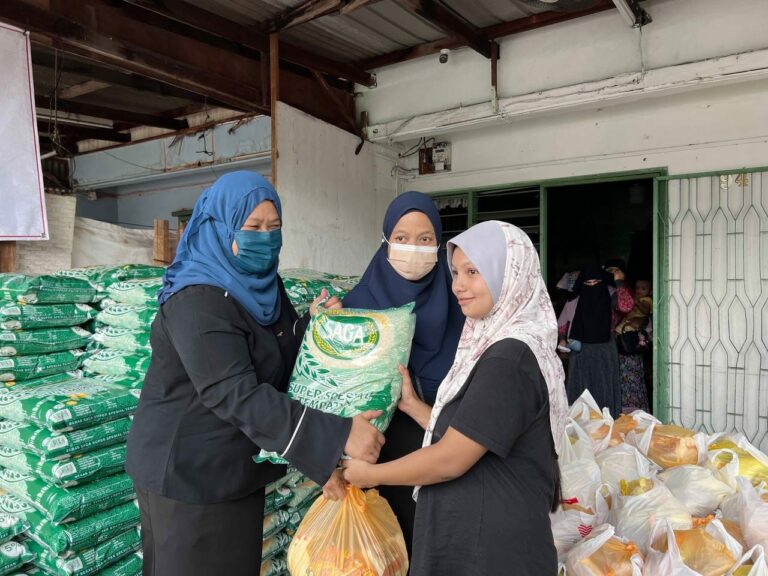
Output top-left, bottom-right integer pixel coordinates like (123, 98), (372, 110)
(554, 390), (768, 576)
(0, 508), (34, 574)
(281, 269), (359, 316)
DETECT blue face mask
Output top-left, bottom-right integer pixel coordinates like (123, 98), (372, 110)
(232, 229), (282, 275)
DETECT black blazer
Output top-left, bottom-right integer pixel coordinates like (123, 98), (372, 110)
(126, 281), (351, 504)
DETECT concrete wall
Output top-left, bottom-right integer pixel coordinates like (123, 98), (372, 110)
(276, 102), (399, 275)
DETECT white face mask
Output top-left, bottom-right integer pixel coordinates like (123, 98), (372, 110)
(383, 236), (439, 281)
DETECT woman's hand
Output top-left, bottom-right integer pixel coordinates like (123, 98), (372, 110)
(309, 288), (342, 317)
(341, 459), (377, 489)
(322, 469), (347, 501)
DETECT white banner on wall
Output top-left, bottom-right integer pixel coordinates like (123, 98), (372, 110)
(0, 23), (48, 241)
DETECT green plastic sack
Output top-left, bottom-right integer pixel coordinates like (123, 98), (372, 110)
(0, 372), (77, 392)
(91, 328), (150, 355)
(0, 494), (139, 557)
(95, 305), (157, 331)
(91, 376), (143, 391)
(0, 469), (135, 524)
(0, 352), (86, 383)
(281, 269), (359, 307)
(257, 304), (415, 464)
(29, 527), (141, 576)
(0, 276), (98, 306)
(106, 279), (163, 306)
(0, 377), (140, 432)
(0, 444), (126, 487)
(286, 479), (321, 510)
(0, 305), (97, 331)
(83, 351), (150, 380)
(54, 265), (164, 293)
(263, 509), (291, 539)
(97, 552), (142, 576)
(0, 541), (34, 575)
(0, 328), (91, 358)
(285, 501), (314, 537)
(0, 513), (28, 544)
(263, 531), (291, 563)
(0, 417), (132, 461)
(261, 555), (287, 576)
(265, 486), (292, 515)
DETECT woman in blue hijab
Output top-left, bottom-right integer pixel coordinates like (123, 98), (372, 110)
(343, 191), (465, 558)
(126, 171), (384, 576)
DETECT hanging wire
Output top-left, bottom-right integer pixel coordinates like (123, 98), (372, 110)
(638, 25), (647, 77)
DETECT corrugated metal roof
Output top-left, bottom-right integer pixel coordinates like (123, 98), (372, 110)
(187, 0), (553, 63)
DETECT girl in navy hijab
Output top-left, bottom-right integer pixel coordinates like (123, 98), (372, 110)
(343, 191), (464, 558)
(127, 171), (384, 576)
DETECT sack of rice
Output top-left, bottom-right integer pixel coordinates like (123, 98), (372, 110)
(95, 305), (157, 331)
(0, 276), (98, 306)
(91, 328), (151, 355)
(0, 444), (126, 487)
(286, 479), (321, 511)
(265, 487), (292, 516)
(0, 377), (140, 432)
(0, 541), (35, 575)
(54, 265), (164, 292)
(0, 513), (28, 544)
(0, 469), (135, 524)
(83, 351), (150, 380)
(0, 328), (92, 358)
(0, 351), (86, 382)
(281, 269), (359, 308)
(106, 279), (163, 306)
(0, 417), (132, 461)
(91, 375), (143, 391)
(264, 509), (291, 540)
(0, 493), (139, 557)
(257, 304), (415, 465)
(28, 526), (141, 576)
(261, 555), (287, 576)
(0, 305), (96, 331)
(263, 531), (291, 562)
(97, 552), (143, 576)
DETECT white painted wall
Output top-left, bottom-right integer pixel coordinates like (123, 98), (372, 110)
(276, 102), (399, 275)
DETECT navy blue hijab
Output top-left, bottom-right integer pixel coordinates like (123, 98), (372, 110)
(343, 192), (464, 405)
(158, 171), (282, 325)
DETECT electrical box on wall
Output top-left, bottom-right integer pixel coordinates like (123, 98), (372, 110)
(418, 141), (452, 175)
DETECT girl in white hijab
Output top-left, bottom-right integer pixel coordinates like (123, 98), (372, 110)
(344, 221), (567, 576)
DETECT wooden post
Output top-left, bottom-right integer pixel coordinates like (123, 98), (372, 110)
(270, 32), (280, 188)
(0, 242), (17, 273)
(153, 219), (171, 265)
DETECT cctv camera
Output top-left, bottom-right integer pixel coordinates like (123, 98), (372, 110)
(439, 48), (450, 64)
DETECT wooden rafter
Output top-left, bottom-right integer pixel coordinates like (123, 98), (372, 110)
(57, 79), (111, 99)
(120, 0), (376, 87)
(361, 0), (616, 69)
(34, 96), (189, 131)
(396, 0), (496, 59)
(267, 0), (379, 32)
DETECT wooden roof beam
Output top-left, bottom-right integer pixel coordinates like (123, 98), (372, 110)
(34, 95), (189, 130)
(361, 0), (616, 70)
(396, 0), (496, 59)
(120, 0), (376, 87)
(267, 0), (379, 32)
(57, 79), (111, 99)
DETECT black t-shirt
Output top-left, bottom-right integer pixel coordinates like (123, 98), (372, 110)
(411, 338), (558, 576)
(126, 281), (351, 504)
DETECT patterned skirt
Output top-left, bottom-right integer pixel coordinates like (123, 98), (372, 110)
(619, 354), (649, 413)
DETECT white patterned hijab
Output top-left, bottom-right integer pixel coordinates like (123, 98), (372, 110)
(417, 221), (568, 496)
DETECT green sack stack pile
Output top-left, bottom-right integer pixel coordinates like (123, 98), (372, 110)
(280, 269), (359, 316)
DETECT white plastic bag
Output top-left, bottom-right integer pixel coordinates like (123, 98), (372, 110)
(707, 434), (768, 490)
(596, 444), (659, 493)
(658, 465), (734, 517)
(643, 521), (700, 576)
(566, 523), (644, 576)
(737, 477), (768, 551)
(551, 507), (601, 560)
(728, 546), (768, 576)
(612, 481), (693, 553)
(560, 420), (603, 512)
(627, 422), (707, 470)
(569, 390), (614, 454)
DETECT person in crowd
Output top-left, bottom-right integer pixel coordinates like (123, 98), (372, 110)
(125, 171), (384, 576)
(343, 221), (568, 576)
(615, 278), (653, 412)
(340, 191), (465, 558)
(558, 264), (628, 417)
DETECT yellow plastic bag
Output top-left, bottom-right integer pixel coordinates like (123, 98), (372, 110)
(708, 437), (768, 487)
(652, 526), (737, 576)
(288, 486), (408, 576)
(647, 424), (700, 469)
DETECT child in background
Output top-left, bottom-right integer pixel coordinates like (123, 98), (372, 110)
(616, 279), (652, 413)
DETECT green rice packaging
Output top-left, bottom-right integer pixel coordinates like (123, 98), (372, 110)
(257, 304), (415, 464)
(281, 270), (359, 305)
(261, 555), (287, 576)
(97, 552), (142, 576)
(91, 375), (143, 391)
(0, 418), (131, 460)
(90, 328), (151, 355)
(265, 486), (292, 515)
(263, 509), (291, 540)
(0, 305), (96, 331)
(95, 305), (157, 331)
(82, 351), (150, 380)
(0, 352), (86, 383)
(0, 541), (34, 575)
(286, 479), (321, 510)
(0, 377), (139, 432)
(0, 513), (28, 544)
(0, 444), (126, 487)
(262, 532), (291, 563)
(0, 494), (139, 557)
(0, 276), (98, 306)
(0, 469), (135, 524)
(54, 265), (164, 293)
(106, 279), (163, 306)
(28, 527), (141, 576)
(0, 373), (75, 392)
(0, 328), (91, 357)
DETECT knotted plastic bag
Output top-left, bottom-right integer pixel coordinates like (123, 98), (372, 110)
(565, 523), (644, 576)
(288, 486), (408, 576)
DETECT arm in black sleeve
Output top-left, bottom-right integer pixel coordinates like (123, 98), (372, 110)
(162, 290), (351, 484)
